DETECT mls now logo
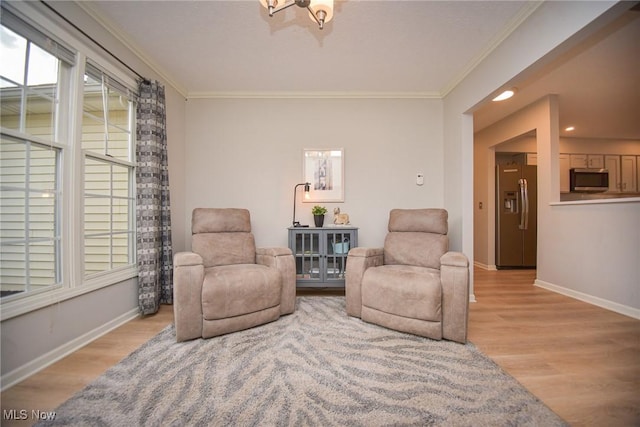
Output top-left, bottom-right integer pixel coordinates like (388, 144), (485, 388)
(2, 410), (28, 420)
(3, 409), (56, 421)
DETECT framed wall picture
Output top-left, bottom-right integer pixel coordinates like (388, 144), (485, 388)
(303, 148), (344, 202)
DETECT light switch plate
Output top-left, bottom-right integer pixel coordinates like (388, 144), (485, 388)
(416, 173), (424, 186)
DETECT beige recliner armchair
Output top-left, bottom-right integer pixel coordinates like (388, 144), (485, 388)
(345, 209), (469, 343)
(173, 208), (296, 342)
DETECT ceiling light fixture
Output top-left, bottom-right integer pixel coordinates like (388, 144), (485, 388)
(565, 126), (575, 132)
(260, 0), (334, 30)
(492, 89), (516, 102)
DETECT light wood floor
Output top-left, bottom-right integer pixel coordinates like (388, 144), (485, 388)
(2, 268), (639, 426)
(470, 268), (640, 426)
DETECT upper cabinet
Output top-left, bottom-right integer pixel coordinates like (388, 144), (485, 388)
(569, 154), (604, 169)
(561, 153), (639, 195)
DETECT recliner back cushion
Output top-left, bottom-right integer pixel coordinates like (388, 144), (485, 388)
(192, 208), (252, 233)
(193, 233), (256, 268)
(384, 232), (448, 269)
(191, 208), (256, 268)
(388, 208), (448, 234)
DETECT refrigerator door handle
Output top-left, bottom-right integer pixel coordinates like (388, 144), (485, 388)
(524, 178), (529, 230)
(519, 178), (529, 230)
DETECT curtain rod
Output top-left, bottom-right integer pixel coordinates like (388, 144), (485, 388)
(39, 0), (150, 84)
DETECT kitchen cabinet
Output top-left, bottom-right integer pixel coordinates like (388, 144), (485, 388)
(560, 153), (639, 195)
(499, 152), (537, 165)
(605, 155), (621, 192)
(526, 153), (537, 165)
(569, 154), (587, 168)
(620, 155), (637, 193)
(604, 155), (639, 193)
(587, 155), (604, 168)
(570, 154), (604, 168)
(560, 154), (571, 192)
(288, 227), (358, 288)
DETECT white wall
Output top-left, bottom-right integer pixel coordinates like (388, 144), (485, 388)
(1, 279), (138, 385)
(538, 201), (639, 316)
(184, 97), (444, 249)
(165, 87), (187, 252)
(559, 137), (640, 155)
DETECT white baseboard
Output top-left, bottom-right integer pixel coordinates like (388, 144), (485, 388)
(473, 261), (497, 271)
(535, 279), (640, 320)
(1, 308), (140, 392)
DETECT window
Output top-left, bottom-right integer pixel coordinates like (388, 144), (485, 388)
(0, 4), (138, 315)
(0, 136), (61, 297)
(0, 17), (67, 298)
(82, 66), (136, 278)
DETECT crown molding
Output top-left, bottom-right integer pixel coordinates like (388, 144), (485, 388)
(439, 0), (544, 98)
(75, 1), (188, 98)
(187, 91), (442, 100)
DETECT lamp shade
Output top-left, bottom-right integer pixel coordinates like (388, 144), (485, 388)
(308, 0), (334, 24)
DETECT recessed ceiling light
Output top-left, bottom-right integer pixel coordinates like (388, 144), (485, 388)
(492, 89), (515, 102)
(565, 126), (575, 132)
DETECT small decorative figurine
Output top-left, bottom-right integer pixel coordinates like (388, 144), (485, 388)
(333, 207), (350, 225)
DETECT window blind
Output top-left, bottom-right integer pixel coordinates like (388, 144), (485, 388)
(0, 6), (76, 66)
(85, 60), (138, 101)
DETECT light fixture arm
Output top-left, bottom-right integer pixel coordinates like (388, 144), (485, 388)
(307, 7), (326, 30)
(292, 182), (311, 227)
(261, 0), (332, 30)
(267, 0), (301, 17)
(267, 0), (310, 17)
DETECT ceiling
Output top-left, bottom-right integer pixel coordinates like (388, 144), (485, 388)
(79, 1), (535, 95)
(474, 6), (640, 140)
(79, 1), (639, 140)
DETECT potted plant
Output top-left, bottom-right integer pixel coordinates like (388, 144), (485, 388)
(311, 205), (328, 227)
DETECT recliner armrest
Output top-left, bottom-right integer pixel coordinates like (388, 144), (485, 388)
(256, 247), (292, 257)
(441, 251), (468, 268)
(348, 247), (384, 258)
(174, 251), (203, 267)
(256, 247), (296, 315)
(173, 251), (204, 342)
(440, 251), (469, 343)
(345, 247), (384, 318)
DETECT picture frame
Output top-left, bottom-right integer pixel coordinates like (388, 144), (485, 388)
(303, 148), (344, 202)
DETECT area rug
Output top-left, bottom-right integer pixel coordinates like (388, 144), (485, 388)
(38, 297), (566, 426)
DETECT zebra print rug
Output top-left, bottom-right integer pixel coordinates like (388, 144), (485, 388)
(40, 297), (566, 426)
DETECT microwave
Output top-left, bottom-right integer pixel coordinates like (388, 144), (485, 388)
(570, 168), (609, 192)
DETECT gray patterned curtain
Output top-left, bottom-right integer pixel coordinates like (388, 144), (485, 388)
(136, 80), (173, 315)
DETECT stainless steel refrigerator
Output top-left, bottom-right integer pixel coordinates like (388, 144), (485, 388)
(496, 164), (537, 268)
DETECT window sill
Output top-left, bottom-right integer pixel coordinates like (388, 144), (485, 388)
(0, 267), (138, 322)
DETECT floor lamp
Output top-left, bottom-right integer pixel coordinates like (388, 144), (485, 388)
(292, 182), (311, 227)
